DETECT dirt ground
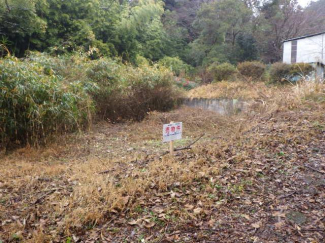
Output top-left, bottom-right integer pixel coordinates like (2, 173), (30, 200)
(1, 83), (325, 242)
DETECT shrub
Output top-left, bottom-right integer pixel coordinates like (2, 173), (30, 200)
(195, 66), (214, 84)
(269, 62), (314, 83)
(0, 57), (94, 148)
(175, 77), (199, 90)
(208, 62), (237, 82)
(290, 63), (314, 76)
(135, 55), (150, 66)
(27, 52), (90, 81)
(87, 60), (180, 121)
(237, 61), (266, 81)
(0, 53), (181, 148)
(269, 62), (291, 83)
(158, 56), (192, 76)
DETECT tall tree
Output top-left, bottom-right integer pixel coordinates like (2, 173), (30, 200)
(254, 0), (307, 62)
(116, 0), (167, 61)
(188, 0), (254, 65)
(303, 0), (325, 34)
(0, 0), (46, 56)
(35, 0), (121, 55)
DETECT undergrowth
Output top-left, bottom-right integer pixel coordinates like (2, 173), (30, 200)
(0, 53), (180, 148)
(0, 57), (94, 147)
(0, 78), (324, 242)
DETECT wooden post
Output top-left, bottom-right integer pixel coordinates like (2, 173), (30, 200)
(170, 121), (174, 156)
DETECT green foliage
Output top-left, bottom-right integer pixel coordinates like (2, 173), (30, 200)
(269, 62), (292, 83)
(237, 61), (266, 81)
(175, 77), (198, 90)
(114, 0), (167, 62)
(0, 0), (179, 62)
(0, 57), (94, 147)
(189, 0), (254, 66)
(290, 63), (314, 76)
(269, 62), (314, 84)
(208, 62), (237, 82)
(158, 56), (192, 76)
(0, 0), (47, 56)
(195, 66), (214, 84)
(88, 60), (180, 121)
(162, 10), (189, 60)
(1, 0), (322, 67)
(0, 53), (180, 148)
(37, 0), (120, 56)
(135, 55), (150, 66)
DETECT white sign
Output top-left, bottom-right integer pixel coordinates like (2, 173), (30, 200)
(163, 122), (182, 142)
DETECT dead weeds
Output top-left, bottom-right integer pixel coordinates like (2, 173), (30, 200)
(186, 81), (282, 100)
(1, 81), (325, 242)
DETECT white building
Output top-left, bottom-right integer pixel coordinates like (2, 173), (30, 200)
(283, 32), (325, 79)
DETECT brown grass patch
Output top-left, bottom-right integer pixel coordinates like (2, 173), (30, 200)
(186, 81), (278, 100)
(1, 80), (324, 242)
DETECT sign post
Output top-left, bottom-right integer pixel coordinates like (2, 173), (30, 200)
(163, 121), (182, 156)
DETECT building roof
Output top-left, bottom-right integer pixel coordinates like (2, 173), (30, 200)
(283, 31), (325, 42)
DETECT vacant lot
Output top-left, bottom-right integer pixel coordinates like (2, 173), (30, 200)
(1, 81), (324, 242)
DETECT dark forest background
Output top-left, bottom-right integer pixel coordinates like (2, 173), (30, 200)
(1, 0), (325, 66)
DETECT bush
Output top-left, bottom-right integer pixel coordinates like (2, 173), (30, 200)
(175, 77), (199, 90)
(88, 61), (180, 121)
(0, 53), (181, 148)
(0, 57), (94, 147)
(195, 66), (214, 84)
(29, 53), (180, 122)
(237, 61), (266, 81)
(27, 51), (90, 81)
(208, 62), (237, 82)
(269, 62), (314, 83)
(269, 62), (291, 83)
(290, 63), (314, 76)
(135, 55), (150, 66)
(158, 56), (192, 76)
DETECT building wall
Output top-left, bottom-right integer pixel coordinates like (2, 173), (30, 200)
(283, 33), (325, 64)
(297, 34), (324, 64)
(316, 65), (324, 79)
(283, 41), (291, 63)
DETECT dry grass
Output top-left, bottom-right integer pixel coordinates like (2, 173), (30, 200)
(186, 81), (280, 100)
(293, 79), (325, 102)
(0, 106), (242, 241)
(1, 80), (324, 242)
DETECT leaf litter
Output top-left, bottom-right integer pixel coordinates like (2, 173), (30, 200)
(0, 85), (325, 242)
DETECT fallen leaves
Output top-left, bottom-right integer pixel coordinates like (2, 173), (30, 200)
(251, 221), (261, 229)
(1, 97), (325, 242)
(193, 208), (203, 215)
(274, 221), (285, 229)
(128, 216), (156, 229)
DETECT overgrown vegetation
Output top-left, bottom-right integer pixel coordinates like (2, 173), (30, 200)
(208, 62), (237, 82)
(158, 56), (192, 76)
(186, 80), (279, 100)
(1, 0), (325, 241)
(269, 62), (314, 83)
(1, 0), (324, 66)
(237, 61), (266, 81)
(0, 53), (180, 148)
(0, 57), (94, 147)
(1, 79), (324, 242)
(90, 60), (180, 121)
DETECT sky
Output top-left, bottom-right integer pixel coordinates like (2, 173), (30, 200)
(298, 0), (311, 7)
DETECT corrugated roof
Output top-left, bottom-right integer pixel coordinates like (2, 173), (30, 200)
(283, 31), (325, 42)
